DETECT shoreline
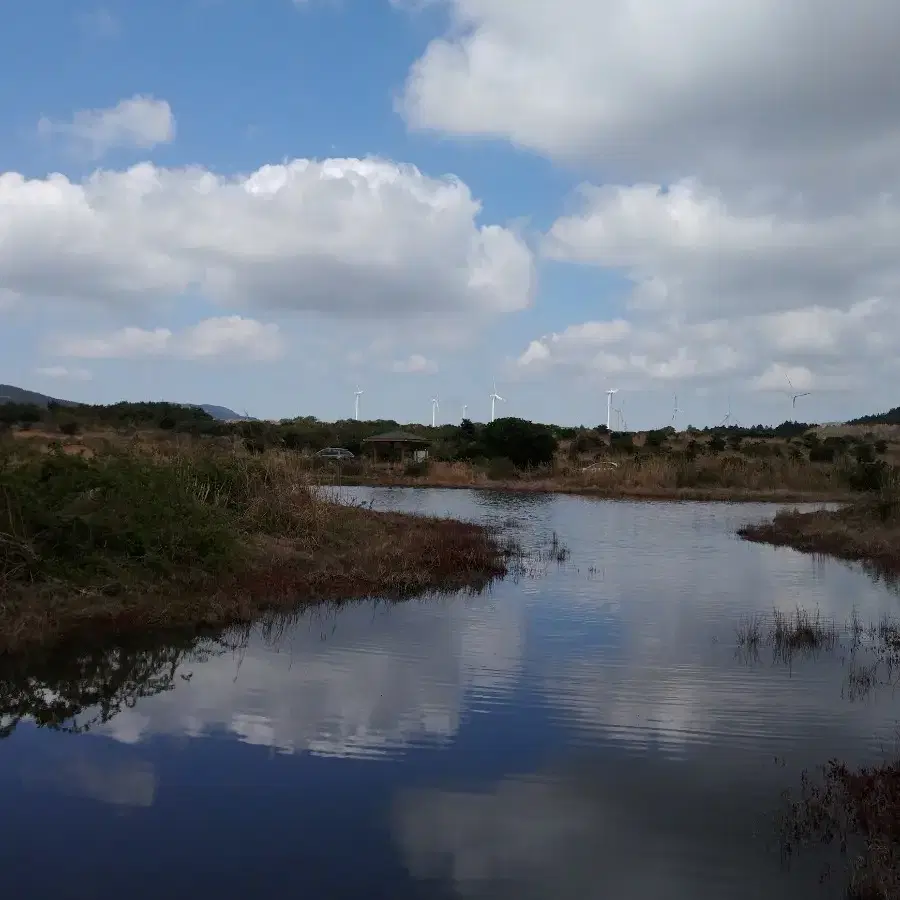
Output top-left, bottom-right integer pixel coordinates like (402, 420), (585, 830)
(738, 499), (900, 575)
(337, 476), (851, 504)
(0, 447), (510, 657)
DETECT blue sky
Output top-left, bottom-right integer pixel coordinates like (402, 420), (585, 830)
(2, 1), (898, 426)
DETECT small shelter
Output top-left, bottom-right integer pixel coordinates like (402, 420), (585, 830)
(362, 430), (431, 464)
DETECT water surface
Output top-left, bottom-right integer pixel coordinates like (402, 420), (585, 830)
(2, 489), (898, 899)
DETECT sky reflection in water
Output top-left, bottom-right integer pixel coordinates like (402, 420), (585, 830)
(1, 489), (898, 899)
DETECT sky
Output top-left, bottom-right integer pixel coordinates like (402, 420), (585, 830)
(1, 0), (899, 428)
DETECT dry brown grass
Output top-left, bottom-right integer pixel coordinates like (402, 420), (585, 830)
(0, 442), (508, 655)
(356, 455), (851, 502)
(739, 495), (900, 575)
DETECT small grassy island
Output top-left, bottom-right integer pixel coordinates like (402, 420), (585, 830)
(739, 492), (900, 576)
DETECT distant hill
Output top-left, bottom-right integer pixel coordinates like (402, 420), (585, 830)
(0, 384), (252, 422)
(847, 407), (900, 426)
(0, 384), (77, 407)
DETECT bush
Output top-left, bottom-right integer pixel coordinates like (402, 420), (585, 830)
(843, 460), (891, 492)
(644, 430), (668, 449)
(609, 432), (634, 453)
(480, 418), (557, 468)
(875, 439), (889, 455)
(809, 445), (836, 463)
(0, 449), (238, 587)
(855, 443), (876, 464)
(708, 436), (726, 454)
(58, 421), (80, 436)
(0, 403), (43, 425)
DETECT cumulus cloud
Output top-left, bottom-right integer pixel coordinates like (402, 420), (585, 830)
(35, 365), (93, 381)
(391, 353), (438, 374)
(543, 180), (900, 323)
(37, 95), (174, 158)
(0, 158), (533, 323)
(399, 1), (900, 193)
(513, 179), (900, 390)
(397, 3), (900, 402)
(515, 298), (897, 392)
(50, 316), (283, 362)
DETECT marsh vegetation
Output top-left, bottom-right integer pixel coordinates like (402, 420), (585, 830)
(0, 439), (509, 655)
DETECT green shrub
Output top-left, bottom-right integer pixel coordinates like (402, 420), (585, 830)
(609, 432), (634, 453)
(842, 460), (891, 492)
(809, 445), (836, 463)
(0, 449), (239, 587)
(855, 443), (876, 464)
(58, 421), (80, 436)
(481, 418), (557, 468)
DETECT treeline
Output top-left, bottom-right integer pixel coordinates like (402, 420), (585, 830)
(0, 400), (561, 466)
(848, 406), (900, 426)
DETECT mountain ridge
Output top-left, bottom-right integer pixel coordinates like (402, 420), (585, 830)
(0, 384), (254, 421)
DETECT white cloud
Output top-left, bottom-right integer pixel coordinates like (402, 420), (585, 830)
(399, 1), (900, 195)
(516, 298), (897, 392)
(38, 95), (175, 158)
(393, 4), (900, 406)
(0, 158), (533, 325)
(391, 354), (438, 374)
(35, 365), (93, 381)
(51, 316), (284, 362)
(544, 180), (900, 323)
(513, 178), (900, 391)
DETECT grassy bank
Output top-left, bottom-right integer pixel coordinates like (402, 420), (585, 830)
(346, 457), (854, 502)
(0, 443), (508, 655)
(738, 492), (900, 575)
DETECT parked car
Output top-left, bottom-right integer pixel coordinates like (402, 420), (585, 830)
(315, 447), (355, 460)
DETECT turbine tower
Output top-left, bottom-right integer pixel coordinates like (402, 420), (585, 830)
(490, 382), (505, 423)
(605, 389), (618, 430)
(431, 396), (439, 428)
(670, 393), (679, 430)
(354, 386), (363, 422)
(462, 404), (468, 420)
(718, 392), (733, 427)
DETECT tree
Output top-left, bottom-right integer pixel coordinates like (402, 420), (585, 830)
(480, 417), (558, 468)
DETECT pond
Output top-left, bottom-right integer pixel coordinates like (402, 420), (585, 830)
(2, 488), (898, 899)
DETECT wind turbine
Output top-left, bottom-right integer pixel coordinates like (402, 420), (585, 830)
(462, 404), (468, 420)
(431, 396), (439, 428)
(785, 374), (810, 416)
(354, 386), (363, 422)
(490, 382), (505, 423)
(605, 389), (618, 430)
(718, 392), (733, 428)
(670, 393), (679, 430)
